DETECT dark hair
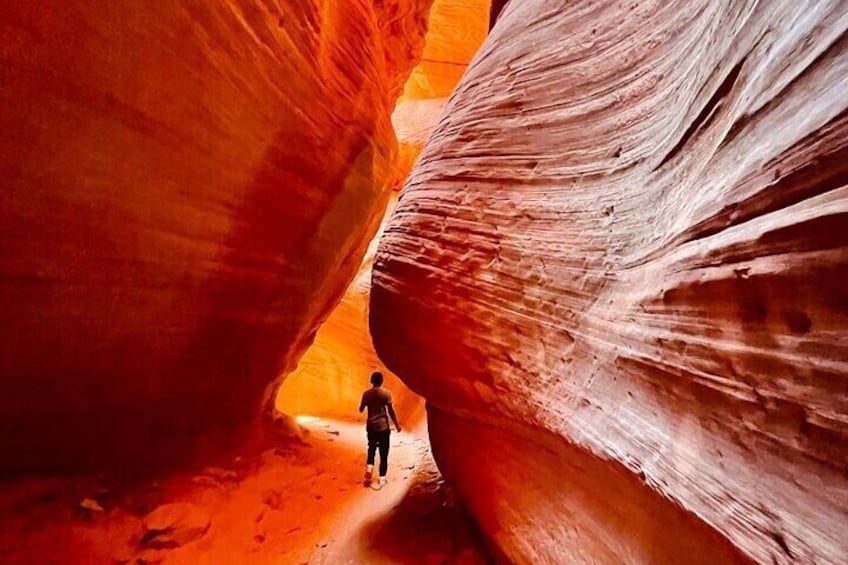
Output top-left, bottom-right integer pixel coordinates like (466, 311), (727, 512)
(370, 371), (384, 386)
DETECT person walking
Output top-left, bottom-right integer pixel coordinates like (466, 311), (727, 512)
(359, 371), (401, 488)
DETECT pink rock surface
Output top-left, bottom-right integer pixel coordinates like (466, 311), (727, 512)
(371, 1), (848, 563)
(0, 0), (431, 474)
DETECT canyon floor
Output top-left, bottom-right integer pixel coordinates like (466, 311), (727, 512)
(0, 418), (489, 564)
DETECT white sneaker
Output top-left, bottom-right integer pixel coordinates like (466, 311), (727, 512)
(378, 477), (387, 487)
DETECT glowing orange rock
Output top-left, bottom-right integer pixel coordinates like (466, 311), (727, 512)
(372, 0), (848, 562)
(398, 0), (491, 103)
(0, 0), (431, 474)
(391, 0), (491, 188)
(393, 98), (450, 189)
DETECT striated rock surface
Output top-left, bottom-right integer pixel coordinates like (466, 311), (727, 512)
(372, 1), (848, 563)
(0, 0), (431, 475)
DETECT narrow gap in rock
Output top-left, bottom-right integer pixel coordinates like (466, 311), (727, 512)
(0, 1), (494, 563)
(653, 57), (746, 172)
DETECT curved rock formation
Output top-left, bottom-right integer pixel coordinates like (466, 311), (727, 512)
(0, 0), (431, 475)
(371, 1), (848, 563)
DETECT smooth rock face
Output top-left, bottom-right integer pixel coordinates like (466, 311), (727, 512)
(0, 0), (430, 474)
(372, 1), (848, 563)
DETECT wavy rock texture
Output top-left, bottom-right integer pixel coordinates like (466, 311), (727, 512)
(0, 0), (430, 475)
(371, 1), (848, 563)
(276, 0), (491, 420)
(392, 0), (491, 188)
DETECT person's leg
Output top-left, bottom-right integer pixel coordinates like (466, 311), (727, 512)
(366, 430), (377, 475)
(378, 429), (390, 477)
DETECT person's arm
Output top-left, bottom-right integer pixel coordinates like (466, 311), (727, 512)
(359, 392), (366, 414)
(387, 402), (401, 432)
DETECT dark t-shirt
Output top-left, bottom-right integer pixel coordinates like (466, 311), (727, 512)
(361, 387), (392, 432)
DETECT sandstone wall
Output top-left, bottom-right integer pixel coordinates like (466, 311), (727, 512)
(0, 0), (430, 474)
(371, 0), (848, 562)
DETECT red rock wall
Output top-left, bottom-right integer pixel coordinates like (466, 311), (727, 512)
(371, 0), (848, 562)
(0, 0), (431, 475)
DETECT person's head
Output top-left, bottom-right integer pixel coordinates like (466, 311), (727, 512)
(370, 371), (384, 387)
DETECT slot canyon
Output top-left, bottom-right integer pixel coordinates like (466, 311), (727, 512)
(0, 0), (846, 564)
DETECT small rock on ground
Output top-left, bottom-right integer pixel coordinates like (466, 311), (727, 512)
(142, 502), (211, 549)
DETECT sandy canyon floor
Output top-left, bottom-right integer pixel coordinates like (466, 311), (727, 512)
(0, 418), (489, 564)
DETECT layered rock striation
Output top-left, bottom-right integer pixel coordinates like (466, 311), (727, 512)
(0, 0), (431, 474)
(372, 0), (848, 563)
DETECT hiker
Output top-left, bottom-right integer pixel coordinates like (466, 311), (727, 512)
(359, 371), (401, 488)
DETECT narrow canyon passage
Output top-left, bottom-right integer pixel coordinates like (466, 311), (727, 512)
(1, 0), (847, 564)
(0, 1), (493, 563)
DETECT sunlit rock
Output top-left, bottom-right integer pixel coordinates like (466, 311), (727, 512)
(393, 98), (450, 190)
(398, 0), (491, 102)
(391, 0), (491, 188)
(276, 196), (425, 424)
